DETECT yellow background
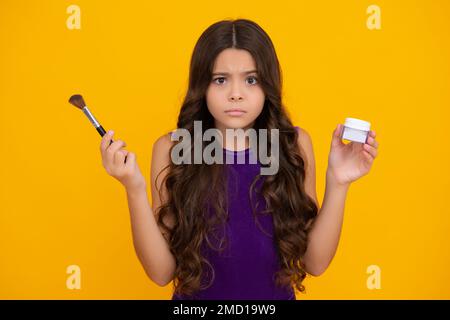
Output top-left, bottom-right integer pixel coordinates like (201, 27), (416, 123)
(1, 0), (449, 299)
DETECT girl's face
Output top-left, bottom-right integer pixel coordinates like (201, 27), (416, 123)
(206, 48), (265, 134)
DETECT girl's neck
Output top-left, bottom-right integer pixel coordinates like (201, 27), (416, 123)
(215, 123), (254, 152)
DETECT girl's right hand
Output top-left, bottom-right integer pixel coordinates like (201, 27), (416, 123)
(100, 130), (146, 192)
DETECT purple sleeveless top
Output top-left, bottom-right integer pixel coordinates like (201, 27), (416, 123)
(171, 127), (299, 300)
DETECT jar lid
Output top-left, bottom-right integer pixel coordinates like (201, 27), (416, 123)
(344, 117), (371, 131)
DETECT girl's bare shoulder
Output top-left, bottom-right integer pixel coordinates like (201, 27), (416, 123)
(152, 130), (177, 155)
(295, 126), (313, 151)
(294, 125), (315, 170)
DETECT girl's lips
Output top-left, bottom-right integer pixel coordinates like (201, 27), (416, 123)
(225, 109), (246, 116)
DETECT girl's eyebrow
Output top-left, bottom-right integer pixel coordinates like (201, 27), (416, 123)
(212, 70), (258, 76)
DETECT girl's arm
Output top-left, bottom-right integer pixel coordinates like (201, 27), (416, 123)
(126, 185), (176, 287)
(302, 172), (349, 276)
(99, 131), (175, 286)
(296, 128), (350, 276)
(297, 124), (378, 276)
(126, 135), (176, 287)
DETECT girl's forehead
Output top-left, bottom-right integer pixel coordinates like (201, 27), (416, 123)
(213, 48), (257, 72)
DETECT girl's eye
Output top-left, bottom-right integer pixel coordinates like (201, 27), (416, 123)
(213, 77), (226, 85)
(246, 76), (258, 85)
(212, 76), (259, 85)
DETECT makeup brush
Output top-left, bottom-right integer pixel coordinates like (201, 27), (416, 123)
(69, 94), (114, 145)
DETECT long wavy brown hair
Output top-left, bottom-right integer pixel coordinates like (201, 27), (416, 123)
(155, 19), (318, 298)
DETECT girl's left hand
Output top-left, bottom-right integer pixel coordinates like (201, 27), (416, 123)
(326, 124), (379, 186)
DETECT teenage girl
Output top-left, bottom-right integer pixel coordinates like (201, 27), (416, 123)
(99, 19), (379, 300)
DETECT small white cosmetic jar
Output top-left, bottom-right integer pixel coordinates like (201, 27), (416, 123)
(341, 118), (371, 143)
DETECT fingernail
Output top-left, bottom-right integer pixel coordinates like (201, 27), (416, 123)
(108, 130), (114, 135)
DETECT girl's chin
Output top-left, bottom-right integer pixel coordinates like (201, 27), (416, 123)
(222, 121), (253, 130)
(214, 117), (256, 131)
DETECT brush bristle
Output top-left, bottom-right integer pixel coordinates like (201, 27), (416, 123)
(69, 94), (86, 109)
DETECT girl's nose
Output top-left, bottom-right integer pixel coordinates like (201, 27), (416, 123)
(228, 80), (244, 102)
(229, 95), (243, 102)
